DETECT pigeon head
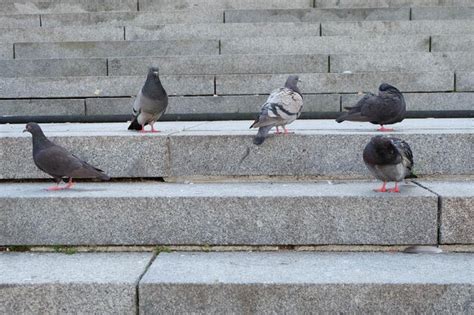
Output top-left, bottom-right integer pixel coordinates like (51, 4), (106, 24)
(285, 75), (302, 96)
(148, 67), (160, 78)
(23, 122), (44, 136)
(371, 136), (401, 163)
(379, 83), (401, 94)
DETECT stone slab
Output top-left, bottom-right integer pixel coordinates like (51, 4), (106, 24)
(108, 54), (328, 76)
(0, 26), (124, 43)
(140, 0), (312, 11)
(0, 43), (12, 59)
(321, 20), (474, 36)
(225, 7), (409, 23)
(140, 252), (474, 314)
(419, 181), (474, 244)
(0, 252), (152, 314)
(221, 35), (429, 54)
(0, 58), (107, 77)
(331, 52), (474, 73)
(0, 14), (40, 28)
(342, 92), (474, 111)
(432, 35), (474, 52)
(0, 75), (214, 98)
(15, 40), (219, 59)
(125, 22), (320, 41)
(457, 71), (474, 92)
(40, 10), (223, 27)
(216, 72), (453, 94)
(0, 0), (137, 14)
(314, 0), (473, 8)
(0, 99), (85, 116)
(0, 181), (437, 245)
(412, 6), (474, 20)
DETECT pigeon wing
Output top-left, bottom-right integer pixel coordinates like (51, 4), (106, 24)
(391, 138), (415, 176)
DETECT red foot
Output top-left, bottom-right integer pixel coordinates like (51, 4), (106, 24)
(274, 126), (282, 134)
(377, 125), (394, 132)
(373, 182), (387, 193)
(47, 185), (64, 191)
(139, 124), (161, 133)
(388, 182), (400, 193)
(46, 178), (75, 191)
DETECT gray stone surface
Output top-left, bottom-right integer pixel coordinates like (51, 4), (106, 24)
(125, 22), (320, 41)
(432, 35), (474, 51)
(0, 99), (85, 116)
(0, 43), (12, 59)
(15, 40), (219, 59)
(314, 0), (473, 8)
(0, 75), (214, 98)
(0, 252), (153, 314)
(140, 0), (312, 11)
(221, 35), (429, 54)
(225, 7), (409, 23)
(412, 6), (474, 20)
(0, 181), (437, 245)
(140, 252), (474, 314)
(321, 20), (474, 36)
(342, 92), (474, 111)
(0, 0), (137, 14)
(457, 71), (474, 92)
(0, 26), (124, 43)
(216, 72), (453, 94)
(40, 10), (223, 27)
(330, 52), (474, 72)
(0, 14), (40, 28)
(419, 181), (474, 244)
(108, 54), (328, 76)
(0, 58), (107, 77)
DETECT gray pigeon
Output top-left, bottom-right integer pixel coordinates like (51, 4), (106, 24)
(250, 75), (303, 145)
(128, 66), (168, 132)
(363, 135), (415, 193)
(336, 83), (406, 131)
(24, 122), (110, 191)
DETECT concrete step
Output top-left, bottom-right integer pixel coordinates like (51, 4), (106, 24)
(412, 6), (474, 20)
(139, 0), (313, 11)
(313, 0), (473, 8)
(432, 34), (474, 51)
(0, 252), (153, 314)
(0, 43), (12, 59)
(0, 0), (137, 14)
(140, 252), (474, 313)
(0, 14), (40, 28)
(458, 71), (474, 91)
(0, 119), (471, 179)
(2, 180), (471, 246)
(0, 58), (107, 77)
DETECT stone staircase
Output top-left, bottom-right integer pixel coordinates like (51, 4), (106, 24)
(1, 0), (473, 313)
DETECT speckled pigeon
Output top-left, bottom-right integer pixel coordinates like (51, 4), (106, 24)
(128, 66), (168, 132)
(336, 83), (406, 131)
(250, 75), (303, 145)
(363, 135), (415, 193)
(24, 122), (110, 191)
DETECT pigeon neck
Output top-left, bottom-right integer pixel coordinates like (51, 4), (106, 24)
(286, 83), (302, 98)
(31, 131), (53, 150)
(143, 76), (166, 99)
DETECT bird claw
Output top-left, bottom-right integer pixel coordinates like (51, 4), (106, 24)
(377, 126), (394, 132)
(46, 186), (64, 191)
(373, 188), (387, 193)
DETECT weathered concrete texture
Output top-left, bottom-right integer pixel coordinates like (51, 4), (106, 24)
(0, 43), (13, 59)
(225, 7), (409, 23)
(0, 0), (137, 14)
(432, 35), (474, 51)
(0, 181), (437, 245)
(457, 71), (474, 92)
(125, 23), (320, 41)
(216, 72), (453, 94)
(412, 6), (474, 20)
(330, 52), (474, 73)
(0, 14), (40, 28)
(221, 35), (429, 54)
(314, 0), (473, 8)
(0, 26), (124, 43)
(419, 181), (474, 244)
(0, 75), (214, 98)
(15, 40), (219, 59)
(0, 99), (85, 116)
(140, 0), (312, 11)
(40, 10), (223, 27)
(140, 252), (474, 314)
(108, 54), (328, 76)
(342, 92), (474, 111)
(0, 58), (107, 78)
(322, 20), (474, 36)
(86, 94), (339, 116)
(0, 252), (152, 314)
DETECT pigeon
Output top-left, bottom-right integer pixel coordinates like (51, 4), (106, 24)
(23, 122), (110, 191)
(363, 135), (415, 193)
(336, 83), (406, 131)
(250, 75), (303, 145)
(128, 66), (168, 132)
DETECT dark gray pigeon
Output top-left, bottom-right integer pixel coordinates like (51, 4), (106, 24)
(128, 66), (168, 132)
(250, 75), (303, 145)
(24, 122), (110, 191)
(363, 135), (415, 193)
(336, 83), (406, 131)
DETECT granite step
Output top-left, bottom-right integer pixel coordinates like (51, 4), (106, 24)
(411, 6), (474, 20)
(0, 0), (137, 14)
(431, 34), (474, 52)
(139, 0), (313, 11)
(313, 0), (473, 8)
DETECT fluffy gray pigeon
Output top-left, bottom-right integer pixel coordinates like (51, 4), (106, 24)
(24, 122), (110, 191)
(336, 83), (406, 131)
(363, 135), (415, 193)
(250, 75), (303, 145)
(128, 66), (168, 132)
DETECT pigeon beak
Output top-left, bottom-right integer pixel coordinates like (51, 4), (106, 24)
(153, 71), (159, 75)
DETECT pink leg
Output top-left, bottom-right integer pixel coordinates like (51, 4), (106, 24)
(64, 178), (75, 190)
(377, 125), (394, 132)
(373, 181), (387, 193)
(47, 184), (64, 191)
(150, 122), (160, 133)
(274, 126), (282, 134)
(283, 126), (289, 134)
(388, 182), (400, 193)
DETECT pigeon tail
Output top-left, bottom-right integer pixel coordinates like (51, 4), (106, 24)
(128, 117), (142, 131)
(253, 126), (272, 145)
